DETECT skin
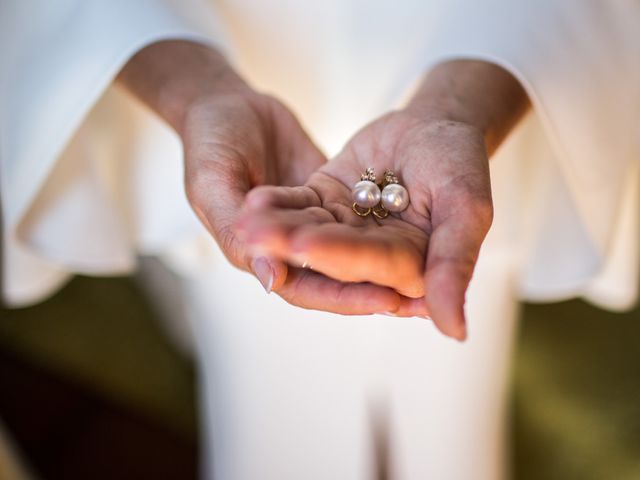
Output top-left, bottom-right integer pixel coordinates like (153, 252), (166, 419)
(117, 40), (426, 316)
(236, 60), (530, 340)
(118, 40), (530, 338)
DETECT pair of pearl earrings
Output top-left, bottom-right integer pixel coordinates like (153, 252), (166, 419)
(351, 167), (410, 218)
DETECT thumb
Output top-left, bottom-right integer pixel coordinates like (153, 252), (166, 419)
(187, 163), (289, 290)
(424, 201), (493, 341)
(250, 256), (288, 293)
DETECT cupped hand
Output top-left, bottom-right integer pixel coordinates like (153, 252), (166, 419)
(236, 110), (493, 339)
(181, 78), (430, 315)
(236, 59), (530, 340)
(119, 41), (421, 315)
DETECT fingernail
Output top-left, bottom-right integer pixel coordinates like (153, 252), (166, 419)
(251, 257), (274, 293)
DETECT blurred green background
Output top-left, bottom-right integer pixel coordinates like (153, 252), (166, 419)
(0, 275), (639, 479)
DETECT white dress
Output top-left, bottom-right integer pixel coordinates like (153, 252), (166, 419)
(1, 1), (639, 478)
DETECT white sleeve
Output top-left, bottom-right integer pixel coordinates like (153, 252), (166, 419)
(418, 0), (640, 250)
(413, 0), (640, 307)
(0, 0), (226, 306)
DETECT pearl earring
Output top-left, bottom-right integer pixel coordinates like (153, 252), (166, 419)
(380, 169), (410, 213)
(352, 167), (381, 217)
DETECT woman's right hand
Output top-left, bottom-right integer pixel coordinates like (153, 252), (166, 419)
(235, 60), (529, 338)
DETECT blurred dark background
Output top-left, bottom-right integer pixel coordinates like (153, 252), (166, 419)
(0, 275), (639, 479)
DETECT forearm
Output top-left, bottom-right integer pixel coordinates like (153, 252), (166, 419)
(406, 60), (530, 155)
(116, 40), (248, 135)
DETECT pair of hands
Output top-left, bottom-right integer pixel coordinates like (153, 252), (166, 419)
(120, 41), (528, 340)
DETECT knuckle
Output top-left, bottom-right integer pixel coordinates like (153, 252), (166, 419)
(216, 224), (245, 269)
(430, 253), (477, 275)
(332, 282), (350, 307)
(275, 274), (304, 307)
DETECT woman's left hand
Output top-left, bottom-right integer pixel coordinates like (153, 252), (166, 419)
(236, 110), (491, 337)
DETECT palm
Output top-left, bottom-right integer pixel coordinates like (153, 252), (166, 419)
(186, 93), (431, 316)
(237, 110), (493, 333)
(288, 113), (437, 299)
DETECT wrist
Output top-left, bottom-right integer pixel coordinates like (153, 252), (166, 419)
(403, 60), (529, 155)
(404, 94), (485, 136)
(118, 40), (251, 135)
(159, 56), (252, 136)
(402, 101), (487, 157)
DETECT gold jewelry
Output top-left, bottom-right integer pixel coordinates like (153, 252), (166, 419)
(361, 167), (376, 182)
(372, 204), (389, 219)
(352, 202), (372, 217)
(381, 169), (399, 187)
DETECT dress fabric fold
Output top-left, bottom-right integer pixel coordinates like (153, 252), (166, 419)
(1, 3), (639, 477)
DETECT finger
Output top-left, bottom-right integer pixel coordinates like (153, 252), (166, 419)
(424, 204), (492, 341)
(187, 162), (294, 293)
(286, 223), (426, 299)
(275, 268), (405, 315)
(236, 206), (337, 257)
(244, 185), (322, 210)
(254, 258), (428, 317)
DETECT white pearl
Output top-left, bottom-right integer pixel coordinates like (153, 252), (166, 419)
(351, 180), (381, 208)
(381, 183), (410, 212)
